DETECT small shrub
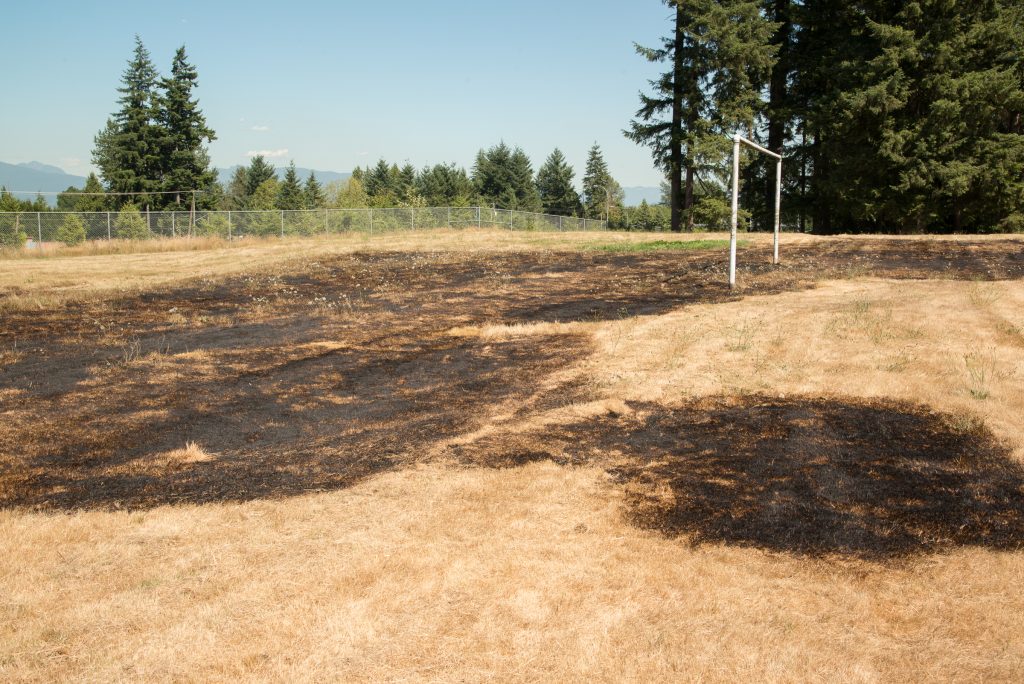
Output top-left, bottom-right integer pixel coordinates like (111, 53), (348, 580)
(56, 213), (87, 246)
(0, 215), (28, 247)
(115, 203), (150, 240)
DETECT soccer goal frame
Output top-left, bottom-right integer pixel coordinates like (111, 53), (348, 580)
(729, 134), (782, 288)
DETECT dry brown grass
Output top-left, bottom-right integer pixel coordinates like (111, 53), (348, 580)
(3, 232), (1024, 681)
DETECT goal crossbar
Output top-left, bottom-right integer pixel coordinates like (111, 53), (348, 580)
(730, 134), (782, 288)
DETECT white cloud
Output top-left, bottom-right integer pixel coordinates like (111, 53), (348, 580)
(246, 149), (289, 159)
(250, 125), (271, 132)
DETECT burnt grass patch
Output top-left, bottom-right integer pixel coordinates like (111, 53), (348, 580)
(2, 238), (1024, 516)
(451, 396), (1024, 560)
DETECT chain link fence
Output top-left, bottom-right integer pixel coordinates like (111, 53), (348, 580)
(0, 207), (608, 244)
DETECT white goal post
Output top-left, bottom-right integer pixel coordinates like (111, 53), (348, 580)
(730, 134), (782, 288)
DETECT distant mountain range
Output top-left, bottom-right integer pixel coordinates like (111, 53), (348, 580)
(0, 162), (88, 202)
(622, 186), (662, 207)
(3, 160), (658, 208)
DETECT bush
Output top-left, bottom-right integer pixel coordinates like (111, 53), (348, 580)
(56, 213), (87, 246)
(0, 214), (28, 247)
(114, 203), (150, 240)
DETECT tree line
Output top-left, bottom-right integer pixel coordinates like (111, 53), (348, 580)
(218, 143), (625, 221)
(630, 0), (1024, 233)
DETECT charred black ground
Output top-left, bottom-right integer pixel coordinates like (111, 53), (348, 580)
(2, 237), (1023, 559)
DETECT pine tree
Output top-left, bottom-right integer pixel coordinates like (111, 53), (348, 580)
(277, 162), (304, 210)
(114, 203), (150, 239)
(364, 159), (393, 199)
(56, 213), (87, 246)
(243, 156), (278, 201)
(224, 167), (249, 210)
(473, 143), (514, 207)
(582, 144), (613, 219)
(304, 172), (326, 209)
(156, 46), (217, 210)
(93, 36), (164, 208)
(398, 163), (417, 202)
(416, 164), (476, 206)
(536, 149), (582, 216)
(627, 1), (777, 231)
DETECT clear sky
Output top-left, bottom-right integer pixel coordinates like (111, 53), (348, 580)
(0, 0), (671, 187)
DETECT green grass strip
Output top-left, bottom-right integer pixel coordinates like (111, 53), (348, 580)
(586, 239), (746, 253)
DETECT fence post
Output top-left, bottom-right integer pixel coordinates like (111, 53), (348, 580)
(172, 211), (176, 237)
(106, 212), (111, 239)
(476, 206), (481, 229)
(280, 210), (285, 238)
(37, 212), (42, 243)
(324, 208), (329, 234)
(227, 210), (232, 239)
(411, 207), (415, 231)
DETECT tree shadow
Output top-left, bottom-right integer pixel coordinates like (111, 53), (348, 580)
(451, 396), (1024, 560)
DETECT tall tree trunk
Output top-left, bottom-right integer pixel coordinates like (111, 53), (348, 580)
(765, 0), (790, 231)
(684, 165), (694, 230)
(670, 1), (686, 233)
(811, 133), (833, 234)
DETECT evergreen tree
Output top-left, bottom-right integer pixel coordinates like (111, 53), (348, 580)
(416, 164), (476, 206)
(224, 166), (249, 210)
(244, 155), (277, 197)
(784, 0), (1024, 232)
(304, 172), (326, 209)
(364, 159), (393, 199)
(509, 148), (541, 211)
(474, 143), (540, 210)
(627, 1), (777, 231)
(156, 46), (217, 209)
(57, 186), (82, 212)
(473, 143), (514, 207)
(93, 36), (164, 208)
(583, 143), (622, 219)
(536, 149), (582, 216)
(277, 162), (304, 210)
(398, 163), (416, 202)
(56, 213), (87, 246)
(114, 203), (150, 239)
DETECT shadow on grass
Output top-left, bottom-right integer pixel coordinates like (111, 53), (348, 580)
(452, 395), (1024, 560)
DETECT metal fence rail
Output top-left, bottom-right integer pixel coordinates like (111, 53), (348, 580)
(0, 207), (608, 244)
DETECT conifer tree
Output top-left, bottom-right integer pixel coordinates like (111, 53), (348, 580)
(582, 144), (613, 219)
(304, 172), (326, 209)
(416, 164), (475, 206)
(224, 167), (249, 210)
(93, 36), (164, 208)
(536, 149), (582, 216)
(277, 162), (304, 210)
(398, 163), (417, 202)
(114, 203), (150, 239)
(56, 213), (87, 246)
(244, 156), (277, 198)
(627, 1), (777, 231)
(364, 159), (393, 198)
(156, 46), (217, 209)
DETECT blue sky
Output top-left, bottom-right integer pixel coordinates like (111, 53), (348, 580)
(0, 0), (670, 187)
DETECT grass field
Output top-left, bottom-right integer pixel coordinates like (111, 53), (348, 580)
(2, 229), (1024, 681)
